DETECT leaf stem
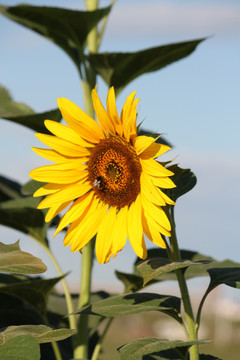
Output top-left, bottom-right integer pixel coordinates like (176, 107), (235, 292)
(43, 243), (77, 332)
(168, 206), (199, 360)
(51, 340), (63, 360)
(91, 318), (113, 360)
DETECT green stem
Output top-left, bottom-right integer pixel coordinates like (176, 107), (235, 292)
(74, 241), (94, 359)
(51, 341), (63, 360)
(91, 318), (113, 360)
(74, 2), (99, 358)
(168, 207), (199, 360)
(43, 244), (77, 332)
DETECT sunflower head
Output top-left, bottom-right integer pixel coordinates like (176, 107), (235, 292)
(29, 87), (175, 263)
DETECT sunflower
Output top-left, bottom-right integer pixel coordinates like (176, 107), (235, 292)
(29, 87), (175, 263)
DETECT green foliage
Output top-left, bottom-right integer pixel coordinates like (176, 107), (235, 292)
(0, 324), (75, 344)
(0, 175), (59, 246)
(0, 334), (40, 360)
(86, 39), (205, 94)
(0, 85), (62, 133)
(137, 258), (210, 286)
(0, 241), (47, 274)
(0, 86), (34, 117)
(118, 338), (210, 360)
(78, 292), (182, 323)
(0, 275), (64, 320)
(0, 4), (111, 69)
(165, 164), (197, 202)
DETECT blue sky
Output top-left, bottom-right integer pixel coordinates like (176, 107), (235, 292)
(1, 0), (240, 298)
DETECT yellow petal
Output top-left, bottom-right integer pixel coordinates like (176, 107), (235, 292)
(35, 133), (90, 157)
(157, 188), (175, 206)
(144, 208), (171, 237)
(45, 201), (71, 223)
(142, 212), (166, 248)
(32, 147), (72, 163)
(141, 158), (174, 177)
(141, 172), (166, 206)
(29, 162), (87, 184)
(134, 136), (156, 156)
(37, 181), (91, 209)
(44, 120), (95, 148)
(95, 207), (116, 264)
(33, 183), (66, 197)
(54, 191), (94, 235)
(141, 143), (171, 160)
(92, 88), (115, 135)
(63, 196), (100, 246)
(106, 87), (122, 135)
(151, 175), (176, 189)
(57, 98), (104, 143)
(141, 195), (171, 232)
(121, 91), (137, 141)
(127, 194), (147, 259)
(111, 206), (128, 257)
(65, 201), (108, 252)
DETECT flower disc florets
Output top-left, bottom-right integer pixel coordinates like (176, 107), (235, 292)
(88, 135), (142, 208)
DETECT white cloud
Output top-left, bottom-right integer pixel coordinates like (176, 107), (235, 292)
(106, 1), (240, 38)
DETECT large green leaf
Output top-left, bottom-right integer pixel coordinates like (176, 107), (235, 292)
(115, 270), (146, 293)
(0, 241), (47, 274)
(0, 197), (48, 245)
(118, 338), (210, 360)
(0, 86), (34, 117)
(0, 175), (22, 202)
(165, 164), (197, 202)
(2, 108), (62, 134)
(0, 4), (111, 68)
(78, 293), (182, 323)
(0, 275), (63, 320)
(135, 248), (240, 282)
(0, 85), (62, 132)
(137, 258), (209, 286)
(0, 324), (75, 344)
(0, 334), (40, 360)
(87, 38), (205, 94)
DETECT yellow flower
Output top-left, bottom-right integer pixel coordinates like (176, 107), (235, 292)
(29, 87), (175, 263)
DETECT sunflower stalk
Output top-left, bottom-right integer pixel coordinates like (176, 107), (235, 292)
(73, 1), (100, 359)
(168, 206), (199, 360)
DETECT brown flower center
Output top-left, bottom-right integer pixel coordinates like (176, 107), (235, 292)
(88, 136), (142, 207)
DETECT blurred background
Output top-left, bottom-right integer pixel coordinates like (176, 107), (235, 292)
(1, 1), (240, 358)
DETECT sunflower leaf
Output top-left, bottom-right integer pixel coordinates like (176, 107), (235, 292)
(0, 241), (47, 274)
(2, 108), (62, 134)
(0, 175), (22, 202)
(0, 86), (34, 117)
(78, 293), (182, 323)
(0, 335), (40, 360)
(134, 248), (240, 282)
(0, 4), (111, 68)
(118, 338), (211, 360)
(165, 164), (197, 202)
(137, 258), (210, 286)
(0, 325), (75, 345)
(0, 197), (48, 246)
(87, 38), (205, 94)
(0, 275), (64, 320)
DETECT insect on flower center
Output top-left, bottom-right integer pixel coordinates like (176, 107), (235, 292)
(88, 136), (142, 208)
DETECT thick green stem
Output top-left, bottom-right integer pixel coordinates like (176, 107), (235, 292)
(74, 241), (94, 359)
(168, 207), (199, 360)
(74, 3), (99, 358)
